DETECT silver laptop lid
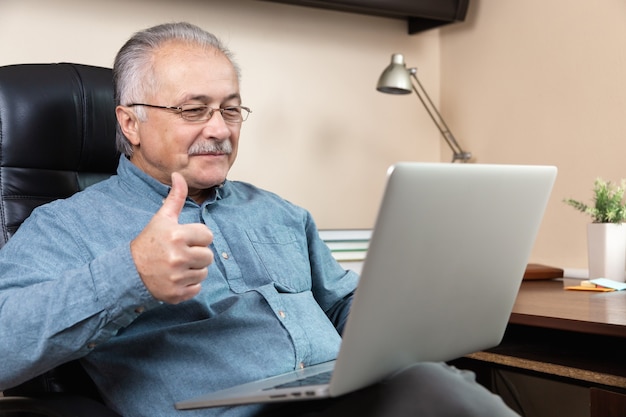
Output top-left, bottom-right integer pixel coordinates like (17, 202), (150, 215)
(329, 162), (557, 396)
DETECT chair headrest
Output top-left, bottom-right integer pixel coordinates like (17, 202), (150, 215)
(0, 63), (119, 247)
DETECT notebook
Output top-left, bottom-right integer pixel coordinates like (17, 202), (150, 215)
(176, 162), (557, 410)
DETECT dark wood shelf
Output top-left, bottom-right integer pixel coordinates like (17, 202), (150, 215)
(261, 0), (470, 34)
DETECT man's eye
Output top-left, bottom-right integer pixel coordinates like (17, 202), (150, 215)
(182, 106), (206, 114)
(222, 107), (240, 116)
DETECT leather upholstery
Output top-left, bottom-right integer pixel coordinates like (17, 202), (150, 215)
(0, 63), (119, 248)
(0, 63), (120, 415)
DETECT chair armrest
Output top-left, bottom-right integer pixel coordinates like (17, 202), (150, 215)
(0, 395), (122, 417)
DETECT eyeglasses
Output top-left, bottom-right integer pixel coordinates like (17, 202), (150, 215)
(127, 103), (252, 123)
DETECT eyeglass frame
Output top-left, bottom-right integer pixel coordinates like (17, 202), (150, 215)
(126, 103), (252, 123)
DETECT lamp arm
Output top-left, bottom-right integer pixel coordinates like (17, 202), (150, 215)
(409, 71), (471, 163)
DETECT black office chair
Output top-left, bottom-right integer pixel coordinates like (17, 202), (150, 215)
(0, 63), (122, 417)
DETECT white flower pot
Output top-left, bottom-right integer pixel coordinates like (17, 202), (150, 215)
(587, 223), (626, 282)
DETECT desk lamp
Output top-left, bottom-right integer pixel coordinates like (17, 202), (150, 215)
(376, 53), (472, 163)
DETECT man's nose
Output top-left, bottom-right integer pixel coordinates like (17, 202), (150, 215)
(203, 111), (231, 137)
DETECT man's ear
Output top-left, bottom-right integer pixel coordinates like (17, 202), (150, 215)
(116, 106), (141, 146)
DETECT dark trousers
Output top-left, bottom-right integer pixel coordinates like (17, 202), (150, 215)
(258, 362), (519, 417)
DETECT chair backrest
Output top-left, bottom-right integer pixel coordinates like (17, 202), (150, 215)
(0, 62), (119, 248)
(0, 63), (119, 396)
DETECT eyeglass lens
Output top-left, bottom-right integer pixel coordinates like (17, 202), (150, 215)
(180, 105), (249, 123)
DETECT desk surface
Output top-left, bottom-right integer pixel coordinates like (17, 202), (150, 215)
(510, 279), (626, 338)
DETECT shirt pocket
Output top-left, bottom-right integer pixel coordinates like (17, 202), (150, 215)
(246, 226), (312, 293)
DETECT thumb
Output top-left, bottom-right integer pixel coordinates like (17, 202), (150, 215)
(159, 172), (188, 220)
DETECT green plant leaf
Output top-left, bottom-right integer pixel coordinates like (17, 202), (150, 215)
(563, 178), (626, 223)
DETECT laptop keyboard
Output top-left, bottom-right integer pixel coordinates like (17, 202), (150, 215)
(267, 370), (333, 389)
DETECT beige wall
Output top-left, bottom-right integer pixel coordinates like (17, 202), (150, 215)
(2, 0), (622, 271)
(441, 0), (626, 270)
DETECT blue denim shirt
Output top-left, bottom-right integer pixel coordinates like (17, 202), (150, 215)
(0, 156), (358, 417)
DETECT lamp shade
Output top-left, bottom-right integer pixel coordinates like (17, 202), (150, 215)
(376, 53), (412, 95)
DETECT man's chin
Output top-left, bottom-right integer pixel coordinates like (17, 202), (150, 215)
(191, 174), (228, 189)
(183, 158), (233, 186)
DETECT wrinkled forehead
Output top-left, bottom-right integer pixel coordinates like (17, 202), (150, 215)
(151, 40), (236, 79)
(148, 41), (239, 102)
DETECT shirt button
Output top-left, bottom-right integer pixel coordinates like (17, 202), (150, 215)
(299, 362), (305, 369)
(134, 306), (145, 314)
(221, 252), (229, 260)
(278, 310), (286, 319)
(87, 342), (97, 349)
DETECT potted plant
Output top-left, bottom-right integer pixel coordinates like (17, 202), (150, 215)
(564, 178), (626, 282)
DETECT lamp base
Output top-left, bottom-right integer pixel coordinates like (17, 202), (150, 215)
(452, 152), (472, 163)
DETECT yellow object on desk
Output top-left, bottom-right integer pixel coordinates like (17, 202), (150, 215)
(565, 285), (615, 292)
(565, 280), (615, 292)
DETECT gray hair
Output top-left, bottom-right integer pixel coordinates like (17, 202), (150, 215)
(113, 22), (240, 157)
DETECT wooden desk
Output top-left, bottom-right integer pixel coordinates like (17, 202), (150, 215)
(510, 279), (626, 337)
(451, 279), (626, 417)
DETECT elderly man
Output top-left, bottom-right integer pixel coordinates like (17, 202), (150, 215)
(0, 22), (519, 416)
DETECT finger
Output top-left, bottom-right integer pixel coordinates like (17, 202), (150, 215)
(173, 267), (209, 291)
(159, 172), (188, 221)
(184, 246), (214, 269)
(181, 224), (214, 247)
(182, 282), (203, 302)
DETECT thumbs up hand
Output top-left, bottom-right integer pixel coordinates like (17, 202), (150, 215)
(131, 172), (214, 304)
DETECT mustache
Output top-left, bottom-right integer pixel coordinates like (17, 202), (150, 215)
(188, 139), (233, 156)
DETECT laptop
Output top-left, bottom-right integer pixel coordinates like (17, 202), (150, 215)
(176, 162), (557, 410)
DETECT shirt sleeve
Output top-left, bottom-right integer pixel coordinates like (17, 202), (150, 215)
(304, 212), (359, 332)
(0, 206), (158, 390)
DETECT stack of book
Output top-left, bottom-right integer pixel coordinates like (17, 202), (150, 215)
(318, 229), (372, 272)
